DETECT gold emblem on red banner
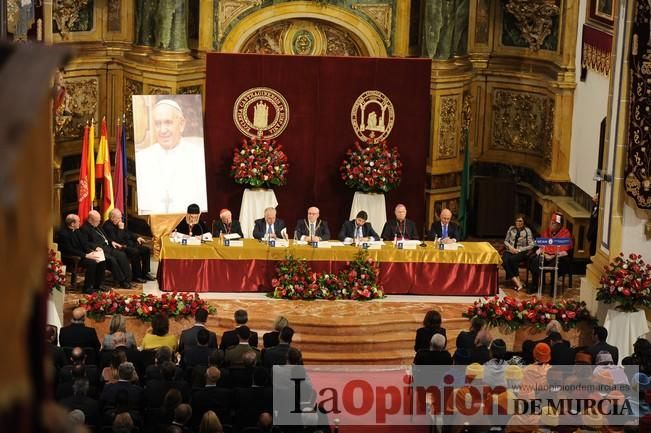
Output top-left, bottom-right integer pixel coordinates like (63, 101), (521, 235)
(351, 90), (395, 142)
(233, 87), (290, 139)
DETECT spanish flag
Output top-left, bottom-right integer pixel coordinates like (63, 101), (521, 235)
(77, 123), (92, 217)
(89, 119), (96, 207)
(95, 117), (115, 220)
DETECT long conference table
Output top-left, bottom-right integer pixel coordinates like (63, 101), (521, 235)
(158, 238), (502, 296)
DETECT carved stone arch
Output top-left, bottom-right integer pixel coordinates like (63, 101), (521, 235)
(221, 1), (388, 57)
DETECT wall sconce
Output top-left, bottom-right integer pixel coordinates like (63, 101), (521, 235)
(593, 168), (613, 183)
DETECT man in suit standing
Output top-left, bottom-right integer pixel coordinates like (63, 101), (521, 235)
(252, 207), (286, 240)
(56, 214), (106, 294)
(212, 208), (244, 238)
(59, 307), (101, 352)
(221, 309), (258, 350)
(178, 308), (217, 353)
(588, 326), (619, 365)
(338, 210), (380, 242)
(381, 204), (418, 240)
(102, 208), (155, 283)
(429, 208), (461, 243)
(262, 327), (294, 369)
(295, 206), (330, 241)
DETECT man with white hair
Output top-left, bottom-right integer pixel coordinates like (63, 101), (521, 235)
(103, 208), (154, 283)
(381, 204), (418, 240)
(135, 98), (208, 215)
(429, 208), (461, 243)
(212, 208), (244, 238)
(252, 207), (286, 240)
(295, 206), (330, 242)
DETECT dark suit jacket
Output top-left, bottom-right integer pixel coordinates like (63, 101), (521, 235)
(56, 227), (93, 256)
(338, 220), (380, 241)
(178, 325), (218, 353)
(59, 323), (101, 352)
(471, 346), (491, 364)
(102, 220), (138, 246)
(144, 378), (191, 408)
(59, 394), (101, 426)
(224, 344), (261, 368)
(429, 221), (462, 241)
(175, 219), (210, 237)
(262, 343), (291, 369)
(413, 350), (453, 365)
(59, 364), (100, 387)
(100, 380), (144, 411)
(381, 219), (418, 240)
(190, 386), (234, 427)
(294, 219), (331, 240)
(589, 341), (619, 365)
(455, 330), (478, 350)
(252, 218), (286, 240)
(220, 328), (259, 350)
(99, 347), (144, 377)
(212, 220), (244, 238)
(413, 327), (447, 352)
(262, 331), (279, 348)
(182, 346), (213, 369)
(551, 341), (575, 365)
(233, 387), (274, 431)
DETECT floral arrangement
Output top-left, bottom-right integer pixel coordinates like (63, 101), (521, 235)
(78, 291), (216, 321)
(231, 137), (289, 188)
(340, 140), (403, 193)
(596, 253), (651, 312)
(462, 295), (594, 331)
(47, 249), (66, 294)
(271, 250), (385, 301)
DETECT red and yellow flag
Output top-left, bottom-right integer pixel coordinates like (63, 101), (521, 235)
(95, 117), (115, 220)
(77, 124), (91, 217)
(89, 120), (96, 207)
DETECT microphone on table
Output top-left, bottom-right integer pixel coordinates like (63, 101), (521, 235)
(420, 226), (428, 248)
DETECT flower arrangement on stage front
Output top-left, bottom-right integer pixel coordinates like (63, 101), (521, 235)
(231, 137), (289, 188)
(79, 291), (216, 321)
(462, 296), (594, 331)
(271, 250), (385, 301)
(47, 249), (66, 294)
(596, 253), (651, 312)
(340, 140), (403, 193)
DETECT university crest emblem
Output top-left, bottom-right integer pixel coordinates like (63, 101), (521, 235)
(233, 87), (290, 139)
(351, 90), (395, 142)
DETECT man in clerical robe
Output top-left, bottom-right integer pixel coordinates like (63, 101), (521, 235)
(175, 203), (209, 237)
(212, 208), (244, 238)
(381, 204), (418, 240)
(295, 207), (330, 242)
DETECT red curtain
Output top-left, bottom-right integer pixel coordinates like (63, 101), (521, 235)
(204, 53), (432, 234)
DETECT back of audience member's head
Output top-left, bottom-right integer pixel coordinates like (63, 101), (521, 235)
(430, 333), (446, 351)
(199, 410), (224, 433)
(470, 317), (484, 332)
(173, 403), (192, 425)
(574, 350), (593, 365)
(423, 310), (442, 328)
(45, 324), (58, 345)
(548, 331), (562, 343)
(453, 348), (471, 365)
(118, 362), (135, 381)
(522, 340), (536, 364)
(279, 326), (294, 344)
(112, 331), (128, 348)
(156, 346), (173, 364)
(109, 314), (127, 334)
(236, 325), (251, 341)
(274, 315), (289, 331)
(195, 308), (209, 324)
(490, 339), (507, 360)
(259, 412), (273, 428)
(68, 409), (85, 426)
(205, 366), (221, 385)
(71, 347), (86, 365)
(209, 349), (225, 367)
(113, 412), (134, 433)
(242, 350), (257, 368)
(197, 328), (210, 346)
(253, 367), (269, 386)
(475, 329), (492, 347)
(151, 314), (170, 336)
(72, 378), (90, 397)
(594, 326), (608, 342)
(161, 361), (177, 381)
(110, 350), (127, 370)
(71, 307), (86, 323)
(234, 309), (249, 325)
(546, 320), (562, 335)
(287, 347), (304, 365)
(162, 388), (183, 414)
(71, 364), (87, 380)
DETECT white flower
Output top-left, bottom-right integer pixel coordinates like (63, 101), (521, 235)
(618, 286), (623, 292)
(623, 264), (628, 269)
(125, 298), (131, 304)
(369, 162), (374, 167)
(349, 175), (353, 179)
(125, 307), (130, 312)
(545, 313), (551, 319)
(264, 175), (268, 180)
(252, 168), (258, 173)
(240, 162), (245, 167)
(240, 150), (245, 155)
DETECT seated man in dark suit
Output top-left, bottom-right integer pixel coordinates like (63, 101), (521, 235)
(381, 204), (418, 240)
(413, 334), (452, 365)
(220, 309), (259, 350)
(262, 316), (288, 348)
(588, 326), (619, 365)
(56, 214), (107, 294)
(181, 328), (214, 369)
(233, 368), (274, 431)
(59, 346), (100, 387)
(190, 367), (233, 428)
(338, 210), (380, 242)
(99, 362), (144, 412)
(102, 208), (155, 283)
(295, 206), (330, 242)
(59, 307), (101, 352)
(178, 308), (217, 353)
(59, 378), (100, 427)
(429, 208), (461, 243)
(262, 326), (294, 369)
(224, 327), (261, 368)
(175, 203), (210, 237)
(212, 208), (244, 238)
(252, 207), (286, 240)
(81, 210), (133, 288)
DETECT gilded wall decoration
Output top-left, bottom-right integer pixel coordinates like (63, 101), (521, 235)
(491, 89), (553, 166)
(241, 19), (362, 56)
(217, 0), (262, 44)
(475, 0), (490, 44)
(179, 85), (202, 95)
(351, 3), (392, 46)
(438, 96), (459, 160)
(54, 0), (93, 36)
(148, 86), (172, 95)
(55, 77), (99, 139)
(502, 0), (560, 51)
(124, 79), (143, 141)
(108, 0), (121, 32)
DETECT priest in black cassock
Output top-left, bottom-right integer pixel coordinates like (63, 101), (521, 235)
(295, 206), (330, 241)
(381, 204), (418, 241)
(175, 203), (209, 236)
(212, 208), (244, 238)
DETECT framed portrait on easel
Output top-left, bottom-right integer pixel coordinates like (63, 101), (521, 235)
(587, 0), (616, 33)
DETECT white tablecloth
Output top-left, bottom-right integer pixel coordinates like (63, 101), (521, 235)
(603, 308), (649, 364)
(238, 188), (278, 238)
(349, 191), (387, 234)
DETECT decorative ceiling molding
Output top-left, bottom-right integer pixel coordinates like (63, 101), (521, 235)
(218, 0), (262, 43)
(351, 3), (392, 46)
(504, 0), (560, 51)
(54, 0), (90, 38)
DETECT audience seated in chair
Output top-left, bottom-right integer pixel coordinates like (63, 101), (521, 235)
(141, 314), (178, 352)
(262, 316), (288, 349)
(262, 326), (294, 369)
(220, 309), (259, 350)
(501, 214), (535, 292)
(59, 378), (101, 427)
(60, 307), (101, 354)
(224, 327), (260, 368)
(413, 310), (446, 352)
(178, 308), (218, 354)
(102, 314), (137, 350)
(588, 326), (619, 365)
(197, 410), (224, 433)
(182, 328), (214, 369)
(190, 367), (233, 428)
(413, 333), (452, 365)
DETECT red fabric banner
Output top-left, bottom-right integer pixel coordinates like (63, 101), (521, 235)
(204, 53), (431, 234)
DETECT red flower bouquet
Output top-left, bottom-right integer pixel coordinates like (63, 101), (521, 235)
(231, 137), (288, 188)
(462, 295), (594, 330)
(597, 253), (651, 312)
(340, 140), (402, 193)
(47, 249), (66, 294)
(78, 291), (216, 321)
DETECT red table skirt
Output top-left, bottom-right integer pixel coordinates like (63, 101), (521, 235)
(158, 258), (498, 296)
